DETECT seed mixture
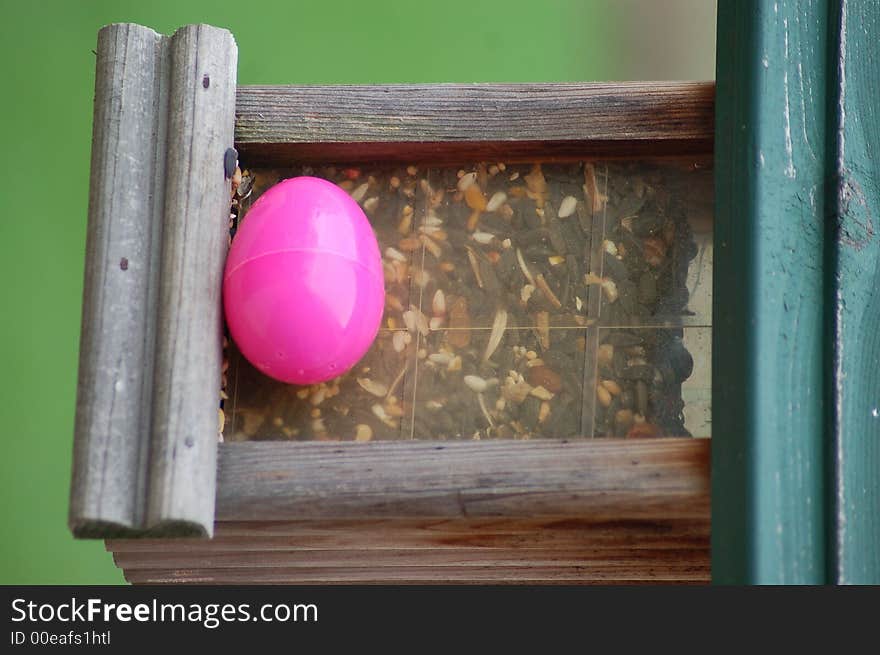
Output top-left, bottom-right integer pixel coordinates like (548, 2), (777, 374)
(222, 159), (712, 442)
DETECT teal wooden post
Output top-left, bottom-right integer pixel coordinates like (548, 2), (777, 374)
(827, 1), (880, 584)
(713, 0), (828, 583)
(715, 0), (880, 584)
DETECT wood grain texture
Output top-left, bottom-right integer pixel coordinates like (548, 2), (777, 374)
(234, 83), (714, 164)
(146, 25), (237, 537)
(108, 517), (710, 552)
(215, 439), (709, 520)
(113, 547), (708, 570)
(713, 0), (827, 583)
(827, 0), (880, 583)
(108, 516), (709, 584)
(70, 24), (169, 537)
(122, 565), (708, 585)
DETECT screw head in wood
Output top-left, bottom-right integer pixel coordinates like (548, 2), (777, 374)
(224, 148), (238, 179)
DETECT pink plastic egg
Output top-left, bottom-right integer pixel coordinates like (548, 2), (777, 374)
(223, 176), (385, 385)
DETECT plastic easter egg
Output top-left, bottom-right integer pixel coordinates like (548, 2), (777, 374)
(223, 176), (384, 385)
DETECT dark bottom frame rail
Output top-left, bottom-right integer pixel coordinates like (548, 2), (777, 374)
(107, 439), (710, 584)
(108, 517), (710, 584)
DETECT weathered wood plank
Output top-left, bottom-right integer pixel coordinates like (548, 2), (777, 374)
(827, 0), (880, 583)
(112, 515), (709, 584)
(713, 0), (828, 583)
(215, 439), (709, 520)
(234, 82), (714, 164)
(70, 24), (169, 537)
(113, 547), (708, 571)
(123, 563), (709, 585)
(146, 24), (237, 537)
(107, 517), (710, 552)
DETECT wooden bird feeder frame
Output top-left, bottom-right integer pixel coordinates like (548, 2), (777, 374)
(71, 2), (880, 585)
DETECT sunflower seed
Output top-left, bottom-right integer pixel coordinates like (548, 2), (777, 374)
(371, 403), (397, 428)
(385, 247), (407, 262)
(601, 379), (622, 395)
(464, 375), (489, 393)
(357, 378), (388, 397)
(516, 248), (535, 285)
(432, 289), (446, 316)
(558, 195), (577, 218)
(530, 385), (555, 401)
(483, 308), (508, 361)
(538, 401), (551, 423)
(457, 171), (477, 191)
(350, 182), (369, 203)
(601, 278), (619, 303)
(466, 247), (484, 288)
(487, 191), (508, 212)
(413, 267), (432, 289)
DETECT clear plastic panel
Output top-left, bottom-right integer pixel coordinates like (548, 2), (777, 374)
(222, 159), (712, 441)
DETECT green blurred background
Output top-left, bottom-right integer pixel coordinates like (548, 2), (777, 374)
(0, 0), (715, 584)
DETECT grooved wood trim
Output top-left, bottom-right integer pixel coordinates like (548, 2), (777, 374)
(70, 24), (169, 537)
(70, 23), (237, 538)
(146, 24), (237, 538)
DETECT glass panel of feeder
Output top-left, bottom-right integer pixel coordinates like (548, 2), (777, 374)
(223, 157), (712, 442)
(597, 159), (713, 328)
(409, 328), (593, 440)
(681, 327), (711, 438)
(412, 164), (604, 329)
(222, 329), (417, 441)
(594, 327), (710, 438)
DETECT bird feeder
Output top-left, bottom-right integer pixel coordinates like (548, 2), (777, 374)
(71, 1), (880, 586)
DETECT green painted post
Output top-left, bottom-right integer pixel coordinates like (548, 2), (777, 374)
(827, 1), (880, 584)
(713, 0), (828, 583)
